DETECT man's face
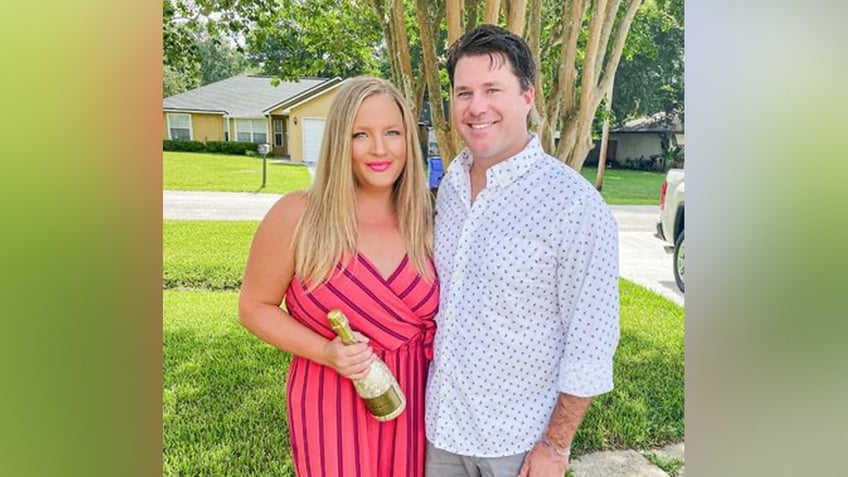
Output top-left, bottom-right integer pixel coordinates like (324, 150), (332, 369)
(451, 53), (534, 165)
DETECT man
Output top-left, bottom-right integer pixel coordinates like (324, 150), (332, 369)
(425, 24), (620, 477)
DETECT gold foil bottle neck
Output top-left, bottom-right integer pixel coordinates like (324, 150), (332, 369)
(327, 309), (356, 345)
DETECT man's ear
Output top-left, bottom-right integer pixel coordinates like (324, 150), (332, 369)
(522, 85), (535, 110)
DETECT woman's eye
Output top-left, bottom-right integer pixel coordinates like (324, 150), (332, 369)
(386, 130), (401, 136)
(352, 132), (366, 139)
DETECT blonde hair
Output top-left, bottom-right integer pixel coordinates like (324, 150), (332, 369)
(293, 76), (433, 288)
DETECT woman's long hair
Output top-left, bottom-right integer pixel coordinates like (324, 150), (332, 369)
(293, 76), (433, 289)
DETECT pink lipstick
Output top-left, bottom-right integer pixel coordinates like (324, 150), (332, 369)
(366, 161), (392, 172)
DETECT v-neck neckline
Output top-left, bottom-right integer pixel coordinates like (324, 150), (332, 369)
(356, 252), (408, 284)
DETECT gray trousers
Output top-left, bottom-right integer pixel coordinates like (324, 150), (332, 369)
(425, 441), (527, 477)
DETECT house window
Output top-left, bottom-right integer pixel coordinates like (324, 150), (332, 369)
(167, 113), (192, 141)
(235, 118), (268, 143)
(273, 119), (284, 147)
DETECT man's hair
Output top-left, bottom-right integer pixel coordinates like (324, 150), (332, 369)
(293, 76), (433, 289)
(446, 24), (535, 91)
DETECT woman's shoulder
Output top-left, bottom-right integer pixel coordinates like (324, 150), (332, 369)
(260, 190), (310, 234)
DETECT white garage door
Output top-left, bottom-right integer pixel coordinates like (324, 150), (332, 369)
(301, 118), (325, 166)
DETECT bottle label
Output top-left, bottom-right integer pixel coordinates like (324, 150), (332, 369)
(363, 384), (406, 421)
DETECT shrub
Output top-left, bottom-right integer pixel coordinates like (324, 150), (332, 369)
(163, 140), (261, 156)
(163, 140), (206, 152)
(610, 154), (669, 172)
(205, 141), (258, 156)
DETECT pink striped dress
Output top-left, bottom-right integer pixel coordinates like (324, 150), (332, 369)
(284, 253), (439, 477)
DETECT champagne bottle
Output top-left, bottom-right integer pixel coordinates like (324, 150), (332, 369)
(327, 309), (406, 421)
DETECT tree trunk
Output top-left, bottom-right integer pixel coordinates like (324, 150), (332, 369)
(564, 0), (609, 169)
(526, 0), (545, 145)
(506, 0), (527, 35)
(389, 0), (416, 115)
(446, 0), (465, 44)
(557, 0), (642, 172)
(414, 75), (428, 122)
(550, 0), (588, 159)
(595, 79), (614, 191)
(596, 0), (642, 107)
(370, 0), (398, 86)
(416, 0), (458, 166)
(594, 0), (622, 81)
(465, 0), (481, 31)
(483, 0), (501, 24)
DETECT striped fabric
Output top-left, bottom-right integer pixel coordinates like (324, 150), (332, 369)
(284, 253), (439, 477)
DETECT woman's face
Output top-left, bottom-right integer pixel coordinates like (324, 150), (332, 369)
(350, 93), (407, 192)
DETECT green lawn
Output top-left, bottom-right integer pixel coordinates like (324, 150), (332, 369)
(576, 281), (684, 451)
(579, 166), (666, 205)
(163, 290), (294, 476)
(164, 151), (312, 194)
(164, 151), (666, 205)
(163, 220), (684, 475)
(163, 220), (256, 290)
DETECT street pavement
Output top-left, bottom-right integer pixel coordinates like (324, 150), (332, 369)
(612, 205), (684, 306)
(163, 189), (685, 476)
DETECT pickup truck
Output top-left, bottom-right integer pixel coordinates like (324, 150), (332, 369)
(656, 168), (685, 292)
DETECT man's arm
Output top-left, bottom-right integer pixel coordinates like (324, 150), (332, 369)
(518, 393), (591, 477)
(544, 392), (593, 452)
(520, 199), (620, 477)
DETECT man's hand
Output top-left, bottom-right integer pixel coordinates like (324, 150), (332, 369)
(517, 442), (569, 477)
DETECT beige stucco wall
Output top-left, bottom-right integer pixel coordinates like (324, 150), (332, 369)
(162, 112), (224, 141)
(611, 133), (664, 160)
(191, 113), (225, 142)
(283, 88), (339, 163)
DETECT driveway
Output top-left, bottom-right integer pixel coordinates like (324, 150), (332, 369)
(612, 205), (684, 306)
(164, 191), (684, 306)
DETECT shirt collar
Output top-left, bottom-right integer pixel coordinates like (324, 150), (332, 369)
(456, 134), (544, 189)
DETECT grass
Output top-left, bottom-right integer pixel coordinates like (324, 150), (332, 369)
(643, 452), (684, 476)
(163, 220), (257, 290)
(164, 151), (666, 205)
(163, 290), (294, 476)
(164, 151), (312, 194)
(573, 280), (684, 453)
(163, 220), (684, 475)
(579, 166), (665, 205)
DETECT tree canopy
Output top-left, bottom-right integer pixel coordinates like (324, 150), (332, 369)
(245, 0), (384, 82)
(162, 0), (684, 172)
(612, 0), (684, 126)
(163, 0), (386, 96)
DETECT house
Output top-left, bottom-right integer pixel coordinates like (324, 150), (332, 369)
(608, 112), (684, 163)
(163, 74), (344, 162)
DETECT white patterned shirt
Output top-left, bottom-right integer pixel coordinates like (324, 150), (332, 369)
(424, 135), (620, 457)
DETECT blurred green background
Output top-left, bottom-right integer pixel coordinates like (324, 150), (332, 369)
(0, 2), (161, 477)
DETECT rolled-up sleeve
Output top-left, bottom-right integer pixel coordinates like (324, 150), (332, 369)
(556, 200), (620, 397)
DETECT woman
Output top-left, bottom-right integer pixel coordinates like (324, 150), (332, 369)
(239, 76), (438, 477)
